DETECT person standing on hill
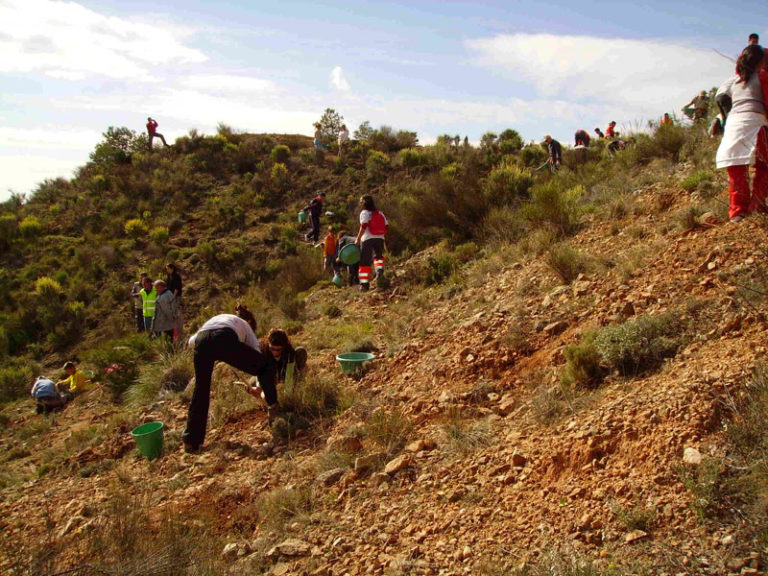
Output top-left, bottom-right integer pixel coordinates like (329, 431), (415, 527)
(594, 127), (605, 139)
(338, 124), (350, 156)
(140, 276), (157, 333)
(355, 195), (388, 292)
(166, 263), (183, 341)
(152, 280), (177, 341)
(544, 135), (562, 170)
(333, 229), (359, 286)
(183, 305), (278, 453)
(715, 44), (768, 223)
(303, 191), (326, 243)
(131, 271), (148, 332)
(146, 117), (170, 149)
(605, 121), (618, 139)
(574, 129), (591, 147)
(661, 113), (673, 126)
(322, 226), (337, 273)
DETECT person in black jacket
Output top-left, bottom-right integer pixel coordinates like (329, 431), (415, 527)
(303, 191), (326, 243)
(544, 135), (562, 170)
(166, 263), (183, 341)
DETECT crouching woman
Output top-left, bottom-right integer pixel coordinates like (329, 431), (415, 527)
(182, 305), (277, 453)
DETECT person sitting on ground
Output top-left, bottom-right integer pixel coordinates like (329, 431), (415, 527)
(260, 329), (308, 384)
(574, 129), (591, 147)
(594, 127), (605, 139)
(56, 361), (88, 402)
(333, 229), (360, 286)
(682, 91), (709, 122)
(544, 135), (562, 169)
(660, 113), (673, 126)
(31, 376), (65, 414)
(152, 279), (177, 341)
(355, 195), (388, 292)
(715, 44), (768, 223)
(605, 121), (618, 139)
(322, 225), (337, 273)
(182, 305), (278, 453)
(146, 117), (170, 149)
(303, 191), (326, 243)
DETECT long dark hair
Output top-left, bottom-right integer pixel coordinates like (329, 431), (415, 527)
(235, 304), (257, 331)
(360, 195), (376, 211)
(736, 45), (764, 84)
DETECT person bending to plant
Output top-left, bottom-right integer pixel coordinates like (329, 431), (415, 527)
(182, 305), (278, 453)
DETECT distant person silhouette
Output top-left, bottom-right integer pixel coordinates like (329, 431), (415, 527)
(146, 117), (170, 149)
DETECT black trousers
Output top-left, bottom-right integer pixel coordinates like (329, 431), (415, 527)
(306, 215), (320, 242)
(183, 328), (277, 447)
(135, 308), (145, 332)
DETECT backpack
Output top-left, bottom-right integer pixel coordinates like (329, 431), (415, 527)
(368, 210), (388, 235)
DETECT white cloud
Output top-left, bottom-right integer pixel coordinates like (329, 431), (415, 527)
(466, 33), (734, 115)
(0, 126), (100, 149)
(181, 74), (276, 94)
(330, 66), (350, 91)
(0, 154), (83, 195)
(0, 0), (207, 81)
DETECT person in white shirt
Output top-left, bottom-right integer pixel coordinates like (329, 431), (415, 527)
(182, 305), (277, 453)
(355, 195), (388, 292)
(337, 124), (350, 156)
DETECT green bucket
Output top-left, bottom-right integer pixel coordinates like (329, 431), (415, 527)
(298, 211), (308, 224)
(338, 244), (361, 265)
(131, 421), (164, 460)
(336, 352), (375, 375)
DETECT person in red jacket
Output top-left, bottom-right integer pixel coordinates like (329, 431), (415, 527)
(146, 117), (170, 149)
(355, 195), (388, 292)
(605, 121), (618, 139)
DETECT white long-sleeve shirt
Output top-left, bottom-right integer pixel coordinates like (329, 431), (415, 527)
(187, 314), (260, 351)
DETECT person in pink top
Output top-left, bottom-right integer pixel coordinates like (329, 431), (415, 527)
(146, 117), (170, 149)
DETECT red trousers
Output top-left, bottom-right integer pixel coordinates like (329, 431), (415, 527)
(728, 127), (768, 219)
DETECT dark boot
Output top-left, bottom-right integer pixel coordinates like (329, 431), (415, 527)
(359, 283), (369, 292)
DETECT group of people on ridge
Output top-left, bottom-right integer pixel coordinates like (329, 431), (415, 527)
(130, 263), (183, 341)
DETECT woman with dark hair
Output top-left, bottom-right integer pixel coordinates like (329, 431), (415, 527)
(182, 304), (277, 453)
(715, 44), (768, 222)
(355, 195), (388, 292)
(260, 329), (308, 384)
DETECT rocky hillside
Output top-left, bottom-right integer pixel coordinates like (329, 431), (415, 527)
(2, 121), (767, 576)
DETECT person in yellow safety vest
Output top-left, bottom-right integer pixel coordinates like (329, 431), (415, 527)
(140, 276), (157, 332)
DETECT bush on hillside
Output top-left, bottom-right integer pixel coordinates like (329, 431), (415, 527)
(0, 214), (18, 249)
(124, 218), (148, 239)
(399, 148), (425, 169)
(0, 362), (37, 405)
(522, 182), (584, 237)
(84, 334), (155, 400)
(520, 145), (548, 167)
(18, 216), (42, 239)
(366, 150), (391, 181)
(149, 226), (169, 245)
(484, 162), (533, 204)
(270, 144), (291, 163)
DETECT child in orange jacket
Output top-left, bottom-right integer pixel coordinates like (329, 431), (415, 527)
(322, 226), (337, 272)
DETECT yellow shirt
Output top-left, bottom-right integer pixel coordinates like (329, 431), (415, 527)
(66, 371), (87, 393)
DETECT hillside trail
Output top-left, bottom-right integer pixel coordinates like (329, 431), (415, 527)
(2, 170), (768, 575)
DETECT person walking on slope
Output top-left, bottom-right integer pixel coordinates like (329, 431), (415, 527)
(333, 229), (359, 286)
(303, 191), (326, 243)
(355, 195), (388, 292)
(544, 135), (562, 170)
(146, 117), (170, 149)
(182, 305), (278, 453)
(715, 44), (768, 223)
(574, 129), (591, 147)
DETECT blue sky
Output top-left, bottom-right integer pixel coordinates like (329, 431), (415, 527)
(1, 0), (765, 199)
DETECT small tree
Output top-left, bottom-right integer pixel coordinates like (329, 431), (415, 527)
(317, 108), (345, 143)
(89, 127), (146, 166)
(354, 121), (374, 141)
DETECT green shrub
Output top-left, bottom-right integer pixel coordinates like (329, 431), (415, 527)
(399, 148), (425, 169)
(366, 150), (390, 181)
(520, 144), (548, 167)
(18, 216), (42, 239)
(365, 408), (412, 456)
(546, 243), (590, 284)
(680, 170), (715, 196)
(83, 334), (155, 400)
(0, 213), (17, 247)
(426, 252), (459, 285)
(593, 313), (682, 375)
(270, 144), (290, 163)
(522, 182), (584, 237)
(0, 363), (36, 404)
(34, 276), (63, 298)
(149, 226), (169, 244)
(561, 338), (604, 388)
(270, 162), (289, 191)
(484, 162), (533, 204)
(124, 218), (148, 239)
